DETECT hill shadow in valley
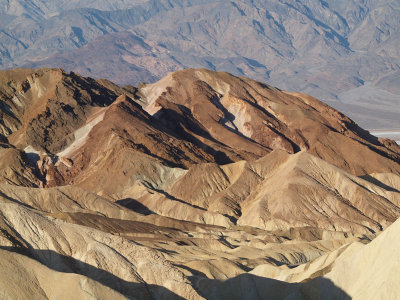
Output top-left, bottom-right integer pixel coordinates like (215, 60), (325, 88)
(1, 244), (352, 300)
(116, 197), (155, 216)
(191, 272), (352, 300)
(0, 246), (184, 300)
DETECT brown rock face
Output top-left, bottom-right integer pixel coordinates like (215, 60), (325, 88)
(0, 67), (400, 299)
(0, 68), (137, 152)
(138, 69), (400, 175)
(1, 68), (399, 189)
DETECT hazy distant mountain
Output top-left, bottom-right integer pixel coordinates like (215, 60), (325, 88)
(0, 0), (399, 128)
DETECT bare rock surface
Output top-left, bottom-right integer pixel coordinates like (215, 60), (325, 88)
(0, 67), (399, 299)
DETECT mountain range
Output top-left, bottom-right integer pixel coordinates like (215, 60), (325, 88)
(0, 0), (399, 128)
(0, 67), (399, 299)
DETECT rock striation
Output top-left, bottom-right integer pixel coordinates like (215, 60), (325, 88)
(0, 67), (399, 299)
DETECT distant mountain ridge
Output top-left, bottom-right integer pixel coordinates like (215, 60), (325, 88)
(0, 0), (399, 128)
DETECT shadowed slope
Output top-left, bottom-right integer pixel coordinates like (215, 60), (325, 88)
(1, 68), (399, 191)
(302, 215), (400, 300)
(138, 69), (400, 175)
(0, 67), (399, 299)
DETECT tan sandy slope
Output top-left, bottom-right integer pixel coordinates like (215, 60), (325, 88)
(0, 67), (399, 299)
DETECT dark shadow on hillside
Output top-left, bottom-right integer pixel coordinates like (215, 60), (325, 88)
(116, 197), (155, 215)
(0, 246), (185, 300)
(0, 190), (36, 210)
(190, 272), (352, 300)
(360, 174), (400, 193)
(1, 243), (352, 300)
(153, 106), (235, 165)
(301, 276), (353, 300)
